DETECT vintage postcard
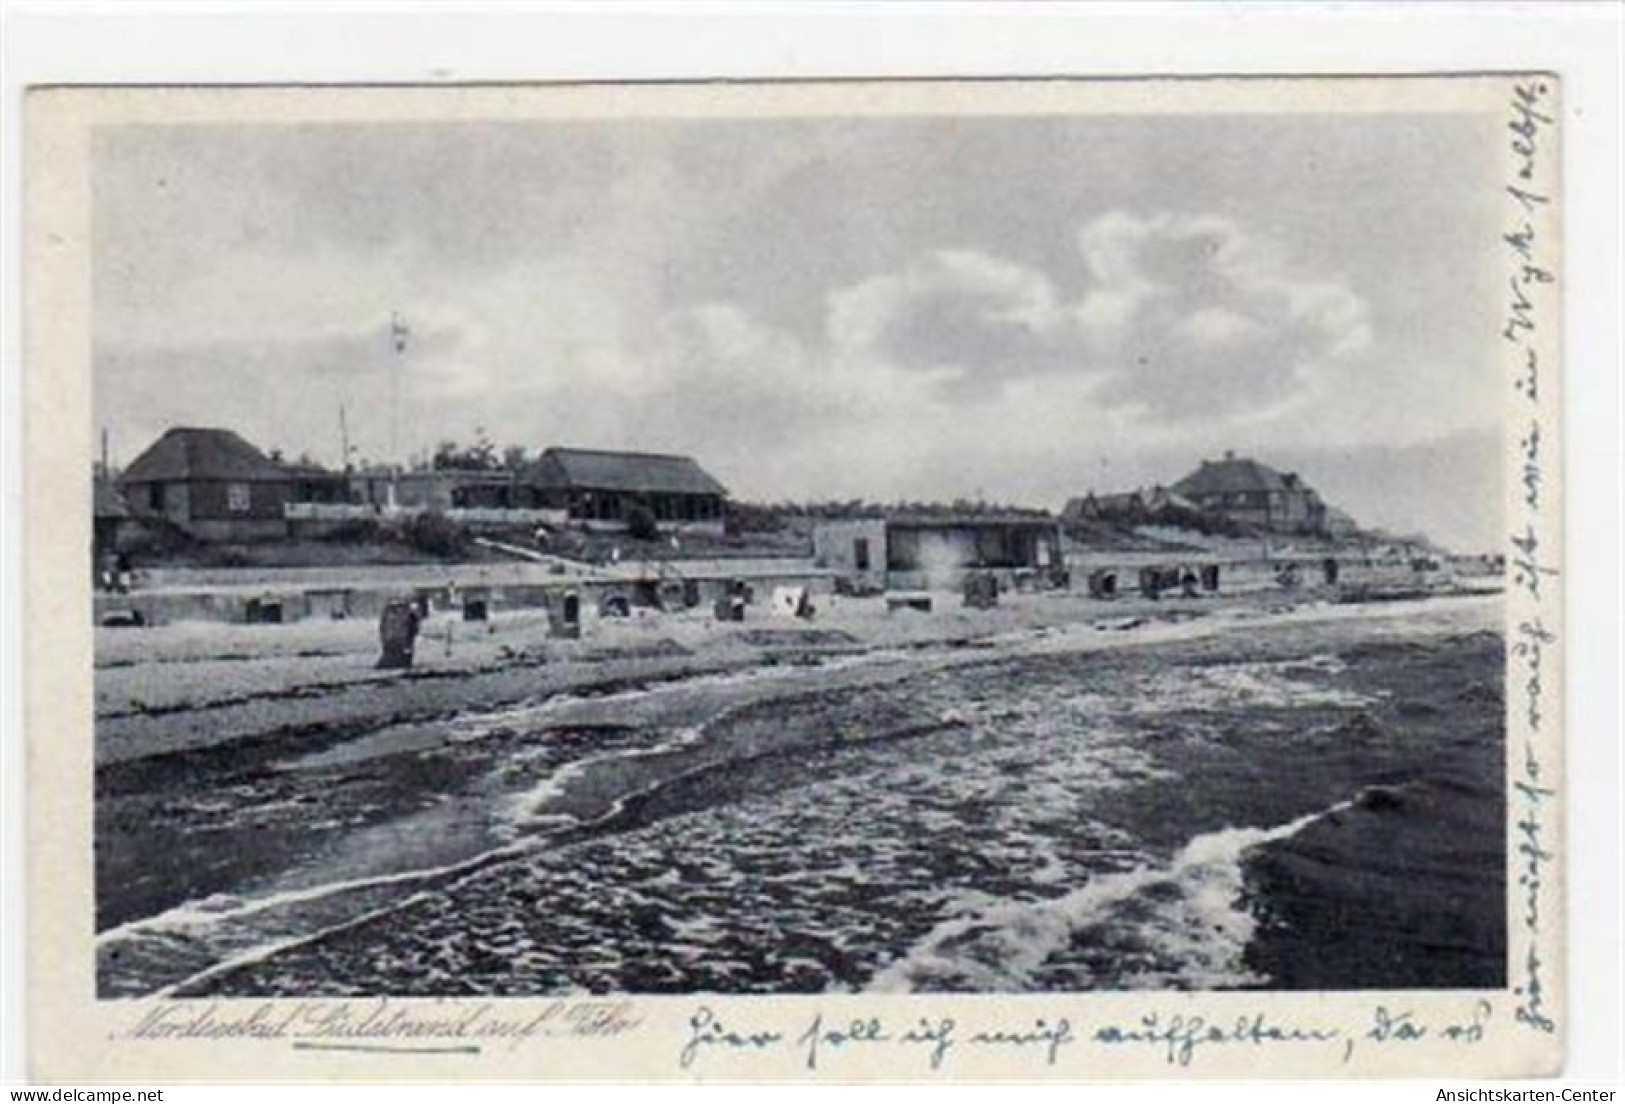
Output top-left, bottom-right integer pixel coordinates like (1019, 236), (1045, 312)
(23, 75), (1564, 1081)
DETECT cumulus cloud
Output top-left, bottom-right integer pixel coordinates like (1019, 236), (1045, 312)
(827, 249), (1071, 388)
(1074, 212), (1374, 419)
(821, 212), (1374, 422)
(96, 209), (1385, 498)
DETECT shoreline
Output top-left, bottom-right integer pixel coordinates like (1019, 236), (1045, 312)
(96, 589), (1505, 996)
(171, 604), (1504, 998)
(96, 582), (1495, 769)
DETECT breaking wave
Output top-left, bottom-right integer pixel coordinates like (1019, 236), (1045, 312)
(867, 798), (1355, 993)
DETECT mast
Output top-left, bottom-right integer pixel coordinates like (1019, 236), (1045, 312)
(388, 311), (411, 507)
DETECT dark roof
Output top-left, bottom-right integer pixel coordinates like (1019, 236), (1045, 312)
(1066, 488), (1199, 517)
(1173, 455), (1306, 497)
(533, 447), (728, 497)
(1063, 493), (1136, 518)
(1094, 491), (1147, 511)
(93, 476), (127, 519)
(120, 427), (288, 484)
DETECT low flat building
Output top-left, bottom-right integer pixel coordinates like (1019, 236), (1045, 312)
(118, 426), (291, 542)
(346, 467), (543, 511)
(814, 513), (1064, 591)
(527, 447), (728, 534)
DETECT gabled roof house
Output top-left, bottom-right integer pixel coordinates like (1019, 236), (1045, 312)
(528, 447), (729, 532)
(119, 427), (292, 541)
(1171, 451), (1327, 534)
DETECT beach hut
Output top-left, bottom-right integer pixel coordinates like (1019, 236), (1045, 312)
(527, 447), (729, 535)
(119, 426), (292, 542)
(813, 513), (1064, 592)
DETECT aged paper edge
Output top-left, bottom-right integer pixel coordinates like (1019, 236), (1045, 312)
(23, 75), (1565, 1083)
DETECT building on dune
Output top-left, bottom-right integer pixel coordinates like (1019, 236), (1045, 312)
(1170, 451), (1328, 535)
(526, 447), (729, 535)
(1062, 485), (1201, 526)
(118, 426), (292, 542)
(813, 513), (1064, 591)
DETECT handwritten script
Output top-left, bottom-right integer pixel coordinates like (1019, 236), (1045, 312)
(677, 1003), (1491, 1073)
(1502, 76), (1560, 1038)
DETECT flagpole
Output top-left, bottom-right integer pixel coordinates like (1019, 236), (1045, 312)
(389, 311), (409, 508)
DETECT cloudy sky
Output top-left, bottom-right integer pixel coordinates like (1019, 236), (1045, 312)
(93, 107), (1505, 549)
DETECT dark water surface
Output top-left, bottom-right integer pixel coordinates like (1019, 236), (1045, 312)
(98, 599), (1505, 997)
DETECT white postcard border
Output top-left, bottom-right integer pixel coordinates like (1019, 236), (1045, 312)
(23, 75), (1565, 1083)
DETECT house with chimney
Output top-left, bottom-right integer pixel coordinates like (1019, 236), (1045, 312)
(1170, 451), (1327, 535)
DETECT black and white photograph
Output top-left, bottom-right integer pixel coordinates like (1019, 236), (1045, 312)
(84, 82), (1519, 1003)
(15, 63), (1584, 1083)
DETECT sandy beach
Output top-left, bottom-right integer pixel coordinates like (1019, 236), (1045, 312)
(93, 581), (1505, 998)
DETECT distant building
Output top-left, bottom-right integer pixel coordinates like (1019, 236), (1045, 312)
(527, 447), (728, 534)
(1171, 451), (1327, 535)
(1063, 485), (1200, 526)
(814, 513), (1063, 590)
(282, 463), (351, 505)
(118, 427), (291, 541)
(437, 469), (530, 510)
(350, 467), (535, 511)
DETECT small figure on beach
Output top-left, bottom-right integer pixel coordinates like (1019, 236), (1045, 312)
(376, 599), (421, 670)
(1322, 556), (1340, 586)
